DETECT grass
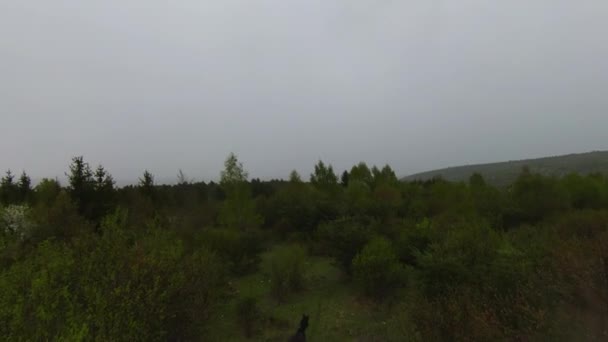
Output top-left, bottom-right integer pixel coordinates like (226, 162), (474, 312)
(206, 243), (410, 341)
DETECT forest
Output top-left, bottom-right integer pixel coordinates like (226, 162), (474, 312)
(1, 154), (608, 341)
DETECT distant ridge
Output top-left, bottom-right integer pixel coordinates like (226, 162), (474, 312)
(402, 151), (608, 186)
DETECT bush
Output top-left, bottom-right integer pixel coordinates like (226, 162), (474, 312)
(29, 191), (91, 242)
(264, 183), (320, 234)
(394, 218), (435, 267)
(236, 296), (260, 338)
(352, 237), (404, 298)
(416, 223), (504, 298)
(201, 228), (263, 274)
(316, 217), (373, 274)
(0, 221), (226, 341)
(512, 171), (570, 222)
(0, 205), (34, 240)
(268, 245), (306, 301)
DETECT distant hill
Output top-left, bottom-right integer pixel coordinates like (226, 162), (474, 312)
(402, 151), (608, 187)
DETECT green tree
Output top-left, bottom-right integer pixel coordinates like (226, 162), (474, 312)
(66, 156), (95, 218)
(469, 173), (505, 226)
(139, 170), (155, 199)
(17, 171), (32, 203)
(34, 178), (61, 206)
(0, 170), (18, 205)
(562, 173), (603, 209)
(218, 153), (262, 230)
(268, 245), (307, 301)
(91, 165), (116, 221)
(0, 226), (226, 341)
(374, 165), (399, 187)
(511, 169), (569, 222)
(349, 162), (373, 186)
(371, 182), (403, 220)
(289, 170), (302, 183)
(221, 153), (248, 185)
(200, 228), (262, 274)
(469, 172), (486, 187)
(94, 165), (114, 191)
(267, 172), (318, 235)
(30, 190), (91, 242)
(317, 218), (374, 274)
(341, 170), (350, 187)
(353, 237), (404, 298)
(310, 160), (339, 190)
(345, 178), (372, 215)
(310, 160), (343, 219)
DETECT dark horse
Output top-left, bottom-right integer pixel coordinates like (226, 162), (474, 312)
(288, 315), (309, 342)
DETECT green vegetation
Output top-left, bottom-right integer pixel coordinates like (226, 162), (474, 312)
(269, 245), (307, 302)
(352, 237), (405, 298)
(2, 154), (608, 340)
(403, 150), (608, 186)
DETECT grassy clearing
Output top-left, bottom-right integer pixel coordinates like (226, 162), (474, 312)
(206, 243), (411, 341)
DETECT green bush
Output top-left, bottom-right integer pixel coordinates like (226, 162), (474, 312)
(201, 228), (263, 274)
(512, 171), (570, 222)
(236, 296), (260, 338)
(416, 223), (504, 298)
(0, 220), (226, 341)
(394, 218), (435, 267)
(0, 240), (81, 340)
(352, 237), (404, 298)
(268, 245), (306, 301)
(316, 217), (373, 274)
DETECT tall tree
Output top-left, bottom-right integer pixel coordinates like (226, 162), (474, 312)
(349, 162), (373, 186)
(469, 173), (486, 188)
(1, 169), (15, 185)
(373, 165), (399, 187)
(34, 178), (61, 206)
(310, 160), (339, 190)
(17, 171), (32, 203)
(67, 156), (95, 218)
(139, 170), (155, 199)
(92, 165), (116, 221)
(221, 153), (248, 186)
(341, 170), (350, 187)
(0, 169), (18, 205)
(94, 166), (115, 191)
(289, 170), (302, 184)
(219, 153), (261, 230)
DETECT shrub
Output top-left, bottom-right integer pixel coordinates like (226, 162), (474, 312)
(0, 241), (80, 340)
(352, 237), (404, 298)
(316, 217), (373, 274)
(0, 205), (34, 240)
(268, 245), (306, 301)
(394, 218), (435, 267)
(416, 223), (504, 298)
(29, 191), (91, 242)
(201, 228), (263, 274)
(236, 296), (260, 338)
(0, 222), (226, 341)
(265, 183), (320, 234)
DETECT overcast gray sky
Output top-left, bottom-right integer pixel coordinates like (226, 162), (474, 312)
(1, 1), (607, 183)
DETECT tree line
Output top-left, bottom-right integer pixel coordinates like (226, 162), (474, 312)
(1, 154), (608, 340)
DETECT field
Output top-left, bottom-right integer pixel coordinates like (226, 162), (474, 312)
(207, 244), (413, 341)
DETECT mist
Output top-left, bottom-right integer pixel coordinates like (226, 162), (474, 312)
(2, 0), (607, 183)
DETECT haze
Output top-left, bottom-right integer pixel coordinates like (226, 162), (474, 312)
(2, 1), (607, 184)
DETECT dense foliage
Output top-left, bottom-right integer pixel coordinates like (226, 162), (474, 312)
(1, 156), (608, 340)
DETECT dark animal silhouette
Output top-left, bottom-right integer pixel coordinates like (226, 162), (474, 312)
(288, 314), (309, 342)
